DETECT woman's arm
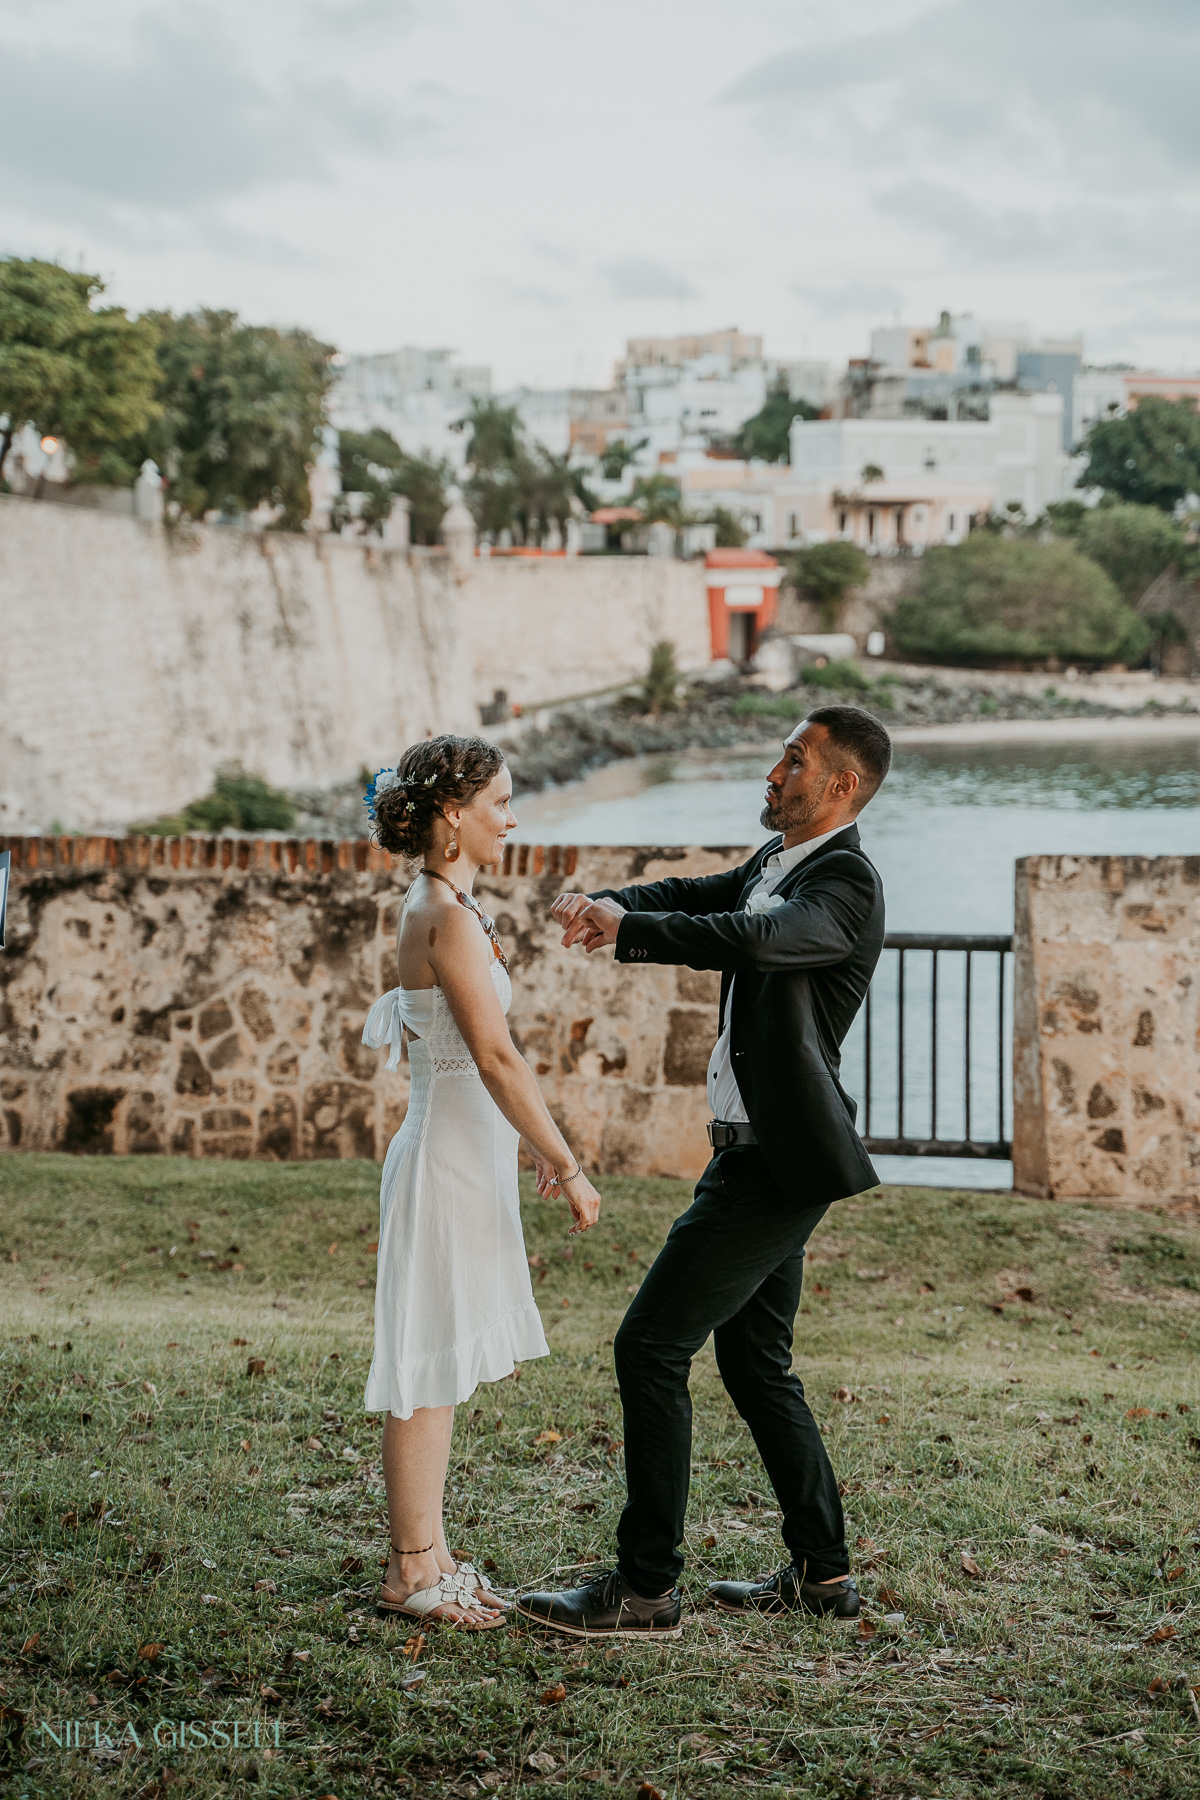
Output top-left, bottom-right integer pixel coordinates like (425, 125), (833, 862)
(431, 908), (600, 1230)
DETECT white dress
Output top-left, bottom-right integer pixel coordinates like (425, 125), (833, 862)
(361, 952), (549, 1420)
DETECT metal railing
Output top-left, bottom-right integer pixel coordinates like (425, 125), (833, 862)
(854, 932), (1014, 1160)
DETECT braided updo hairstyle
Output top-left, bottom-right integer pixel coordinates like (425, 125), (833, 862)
(368, 735), (506, 858)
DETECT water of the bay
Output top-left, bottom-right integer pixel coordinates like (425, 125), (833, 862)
(512, 733), (1200, 1192)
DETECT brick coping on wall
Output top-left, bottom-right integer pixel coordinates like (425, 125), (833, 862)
(0, 836), (579, 880)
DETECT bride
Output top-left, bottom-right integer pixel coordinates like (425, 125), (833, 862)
(361, 735), (602, 1629)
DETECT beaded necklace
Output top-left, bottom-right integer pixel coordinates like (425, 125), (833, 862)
(421, 868), (509, 970)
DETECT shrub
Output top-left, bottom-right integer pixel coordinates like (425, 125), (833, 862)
(789, 541), (870, 631)
(1073, 502), (1189, 605)
(803, 658), (870, 692)
(639, 640), (682, 715)
(889, 534), (1151, 666)
(133, 765), (295, 836)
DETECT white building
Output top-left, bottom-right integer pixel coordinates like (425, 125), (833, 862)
(673, 391), (1071, 552)
(612, 329), (833, 472)
(327, 347), (492, 471)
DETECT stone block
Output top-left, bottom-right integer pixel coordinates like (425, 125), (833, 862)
(1014, 855), (1200, 1203)
(663, 1009), (715, 1086)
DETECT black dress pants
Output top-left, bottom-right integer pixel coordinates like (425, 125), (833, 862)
(613, 1146), (847, 1596)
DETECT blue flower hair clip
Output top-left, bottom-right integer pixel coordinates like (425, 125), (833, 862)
(364, 766), (403, 829)
(363, 766), (438, 829)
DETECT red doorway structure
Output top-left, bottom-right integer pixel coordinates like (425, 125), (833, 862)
(705, 548), (783, 663)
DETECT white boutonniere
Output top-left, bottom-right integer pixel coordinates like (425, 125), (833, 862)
(747, 890), (787, 916)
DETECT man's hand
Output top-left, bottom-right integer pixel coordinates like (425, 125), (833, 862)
(551, 892), (625, 953)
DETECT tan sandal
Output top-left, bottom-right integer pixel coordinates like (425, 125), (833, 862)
(376, 1567), (507, 1628)
(454, 1559), (513, 1611)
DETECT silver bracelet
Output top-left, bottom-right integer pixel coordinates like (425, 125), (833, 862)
(559, 1162), (583, 1186)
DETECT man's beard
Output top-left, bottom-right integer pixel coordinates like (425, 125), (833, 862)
(760, 790), (822, 834)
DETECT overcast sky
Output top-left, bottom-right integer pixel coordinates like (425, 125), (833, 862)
(3, 0), (1197, 387)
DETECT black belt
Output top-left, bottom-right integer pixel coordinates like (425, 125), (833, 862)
(707, 1118), (758, 1149)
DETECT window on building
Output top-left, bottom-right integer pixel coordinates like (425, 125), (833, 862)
(787, 511), (799, 539)
(838, 511), (848, 534)
(867, 510), (876, 541)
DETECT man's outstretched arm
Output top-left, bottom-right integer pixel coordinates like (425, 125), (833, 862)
(553, 853), (762, 948)
(558, 854), (878, 968)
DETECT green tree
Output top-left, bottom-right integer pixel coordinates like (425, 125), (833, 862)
(336, 427), (451, 543)
(790, 540), (871, 631)
(709, 505), (748, 548)
(733, 383), (818, 463)
(1077, 396), (1200, 513)
(141, 310), (334, 528)
(598, 436), (647, 479)
(0, 256), (160, 484)
(459, 398), (576, 545)
(631, 472), (684, 526)
(890, 535), (1151, 666)
(1074, 501), (1189, 605)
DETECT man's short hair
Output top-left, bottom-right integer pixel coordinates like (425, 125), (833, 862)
(803, 704), (892, 810)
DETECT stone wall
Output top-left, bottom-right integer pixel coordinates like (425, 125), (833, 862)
(0, 497), (710, 834)
(1013, 855), (1200, 1204)
(0, 835), (744, 1179)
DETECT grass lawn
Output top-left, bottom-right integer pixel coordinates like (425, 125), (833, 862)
(2, 1155), (1200, 1798)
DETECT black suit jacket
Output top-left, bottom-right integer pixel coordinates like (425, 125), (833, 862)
(592, 825), (884, 1205)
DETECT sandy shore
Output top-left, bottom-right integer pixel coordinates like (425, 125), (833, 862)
(890, 714), (1200, 747)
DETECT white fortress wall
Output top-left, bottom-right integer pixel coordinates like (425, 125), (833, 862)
(0, 498), (710, 830)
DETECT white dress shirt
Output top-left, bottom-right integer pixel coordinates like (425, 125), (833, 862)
(706, 823), (855, 1124)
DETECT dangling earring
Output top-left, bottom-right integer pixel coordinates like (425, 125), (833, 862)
(445, 836), (460, 863)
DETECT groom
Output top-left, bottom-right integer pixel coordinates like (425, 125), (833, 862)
(517, 703), (891, 1639)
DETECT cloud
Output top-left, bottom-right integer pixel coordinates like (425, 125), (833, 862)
(504, 283), (572, 310)
(726, 0), (1200, 187)
(0, 8), (414, 213)
(791, 280), (906, 320)
(598, 258), (698, 302)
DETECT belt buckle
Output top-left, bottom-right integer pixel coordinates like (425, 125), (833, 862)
(708, 1120), (733, 1150)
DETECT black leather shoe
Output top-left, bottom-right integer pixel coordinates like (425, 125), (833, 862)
(707, 1563), (860, 1619)
(515, 1568), (683, 1639)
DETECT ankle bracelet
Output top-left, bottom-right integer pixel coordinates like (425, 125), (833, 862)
(391, 1540), (434, 1556)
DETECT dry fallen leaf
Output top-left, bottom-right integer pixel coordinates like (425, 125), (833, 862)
(833, 1386), (857, 1403)
(305, 1436), (324, 1452)
(533, 1429), (562, 1446)
(1126, 1407), (1152, 1419)
(246, 1357), (266, 1378)
(254, 1578), (278, 1595)
(1146, 1624), (1176, 1643)
(327, 1243), (338, 1256)
(137, 1643), (162, 1662)
(703, 1534), (718, 1549)
(260, 1684), (282, 1702)
(1148, 1675), (1170, 1696)
(340, 1555), (365, 1576)
(637, 1785), (665, 1800)
(21, 1633), (40, 1654)
(403, 1632), (427, 1662)
(960, 1552), (983, 1579)
(540, 1682), (567, 1705)
(856, 1617), (877, 1640)
(876, 1586), (901, 1610)
(528, 1751), (558, 1774)
(231, 1337), (248, 1346)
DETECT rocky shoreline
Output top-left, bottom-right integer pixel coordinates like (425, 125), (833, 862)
(290, 669), (1199, 838)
